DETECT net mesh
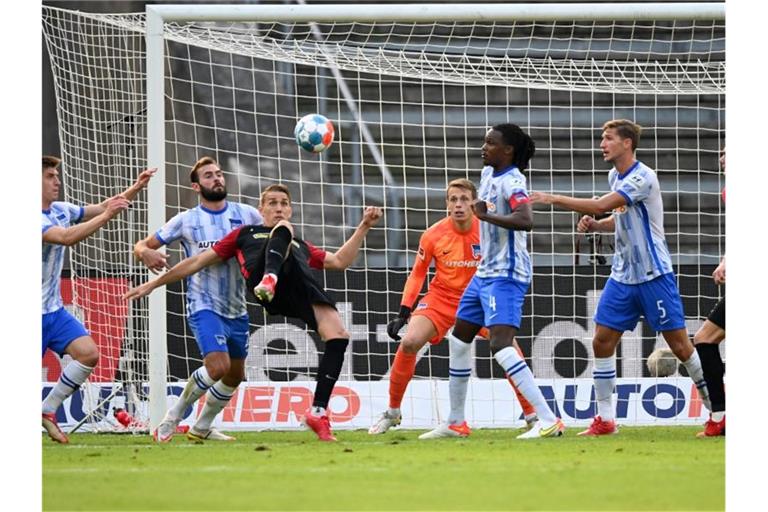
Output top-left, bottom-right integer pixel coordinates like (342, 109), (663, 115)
(42, 6), (724, 431)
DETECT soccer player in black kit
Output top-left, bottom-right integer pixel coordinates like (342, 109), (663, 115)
(126, 184), (383, 441)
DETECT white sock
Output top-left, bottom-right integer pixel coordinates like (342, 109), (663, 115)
(311, 406), (326, 417)
(42, 360), (94, 415)
(387, 407), (401, 417)
(169, 366), (216, 419)
(494, 346), (557, 424)
(682, 351), (712, 412)
(593, 356), (617, 421)
(447, 332), (472, 425)
(193, 381), (237, 432)
(712, 411), (725, 422)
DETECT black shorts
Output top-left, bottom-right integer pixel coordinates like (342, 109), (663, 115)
(706, 298), (725, 330)
(246, 248), (336, 331)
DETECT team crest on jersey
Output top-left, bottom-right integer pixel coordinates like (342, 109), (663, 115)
(471, 244), (481, 259)
(230, 219), (243, 227)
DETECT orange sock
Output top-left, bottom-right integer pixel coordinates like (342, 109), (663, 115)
(389, 346), (417, 409)
(507, 345), (536, 418)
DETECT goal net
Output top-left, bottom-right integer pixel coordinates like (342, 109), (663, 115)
(42, 3), (725, 432)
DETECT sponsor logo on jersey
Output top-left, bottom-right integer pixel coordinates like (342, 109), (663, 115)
(445, 260), (481, 268)
(486, 200), (497, 212)
(418, 246), (425, 260)
(416, 302), (428, 310)
(197, 240), (218, 249)
(252, 233), (269, 239)
(613, 205), (627, 214)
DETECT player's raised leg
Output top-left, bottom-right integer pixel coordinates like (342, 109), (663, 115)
(254, 223), (293, 302)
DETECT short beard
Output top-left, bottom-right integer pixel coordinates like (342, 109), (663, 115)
(199, 184), (227, 202)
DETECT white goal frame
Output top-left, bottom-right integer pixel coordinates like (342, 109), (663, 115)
(144, 2), (726, 430)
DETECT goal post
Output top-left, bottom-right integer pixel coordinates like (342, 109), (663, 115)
(42, 2), (725, 434)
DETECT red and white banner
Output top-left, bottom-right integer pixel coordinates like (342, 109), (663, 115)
(42, 377), (709, 431)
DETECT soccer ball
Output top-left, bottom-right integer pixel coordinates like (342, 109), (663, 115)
(646, 348), (679, 377)
(294, 113), (335, 153)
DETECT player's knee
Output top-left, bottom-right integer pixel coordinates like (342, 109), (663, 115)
(693, 322), (723, 345)
(78, 349), (99, 368)
(489, 337), (514, 354)
(400, 337), (424, 354)
(204, 357), (230, 381)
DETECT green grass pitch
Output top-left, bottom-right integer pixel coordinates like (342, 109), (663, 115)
(43, 427), (723, 511)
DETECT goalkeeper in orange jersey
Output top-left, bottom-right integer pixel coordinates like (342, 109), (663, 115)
(368, 178), (538, 437)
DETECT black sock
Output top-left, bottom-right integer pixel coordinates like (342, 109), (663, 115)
(264, 225), (292, 276)
(312, 338), (349, 410)
(695, 343), (726, 412)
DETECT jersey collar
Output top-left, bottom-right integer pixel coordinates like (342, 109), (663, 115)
(616, 160), (640, 180)
(492, 164), (519, 177)
(200, 202), (229, 215)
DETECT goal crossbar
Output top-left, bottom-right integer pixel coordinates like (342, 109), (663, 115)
(146, 3), (725, 22)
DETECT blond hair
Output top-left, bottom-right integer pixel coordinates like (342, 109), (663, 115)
(259, 184), (292, 206)
(602, 119), (641, 151)
(446, 178), (477, 200)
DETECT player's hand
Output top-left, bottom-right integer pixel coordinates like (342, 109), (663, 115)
(577, 215), (598, 233)
(386, 316), (408, 341)
(104, 196), (131, 218)
(712, 258), (725, 285)
(123, 282), (154, 301)
(362, 206), (383, 227)
(529, 191), (554, 204)
(134, 167), (158, 189)
(471, 199), (488, 218)
(138, 248), (171, 274)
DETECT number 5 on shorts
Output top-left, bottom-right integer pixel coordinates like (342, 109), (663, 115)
(656, 299), (666, 320)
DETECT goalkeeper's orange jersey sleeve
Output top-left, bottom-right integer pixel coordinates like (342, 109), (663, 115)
(400, 216), (481, 308)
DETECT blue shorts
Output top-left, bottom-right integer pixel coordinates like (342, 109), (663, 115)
(42, 308), (89, 357)
(187, 310), (250, 359)
(456, 276), (529, 329)
(594, 273), (686, 332)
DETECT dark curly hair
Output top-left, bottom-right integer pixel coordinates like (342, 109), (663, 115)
(492, 123), (536, 171)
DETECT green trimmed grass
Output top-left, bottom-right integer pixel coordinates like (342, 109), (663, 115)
(43, 427), (723, 511)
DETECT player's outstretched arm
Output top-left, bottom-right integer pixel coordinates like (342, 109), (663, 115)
(43, 196), (129, 247)
(530, 190), (625, 216)
(472, 199), (533, 231)
(387, 233), (432, 341)
(323, 206), (383, 270)
(134, 234), (170, 274)
(82, 167), (157, 221)
(124, 249), (222, 301)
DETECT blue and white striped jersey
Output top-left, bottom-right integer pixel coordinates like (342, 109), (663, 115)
(42, 202), (84, 314)
(609, 161), (674, 284)
(155, 202), (263, 318)
(475, 165), (532, 283)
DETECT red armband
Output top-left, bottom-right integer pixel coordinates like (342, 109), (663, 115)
(509, 192), (530, 210)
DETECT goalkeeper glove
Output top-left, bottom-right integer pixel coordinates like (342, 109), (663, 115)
(386, 305), (412, 341)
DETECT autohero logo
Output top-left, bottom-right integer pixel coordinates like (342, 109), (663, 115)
(197, 240), (218, 249)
